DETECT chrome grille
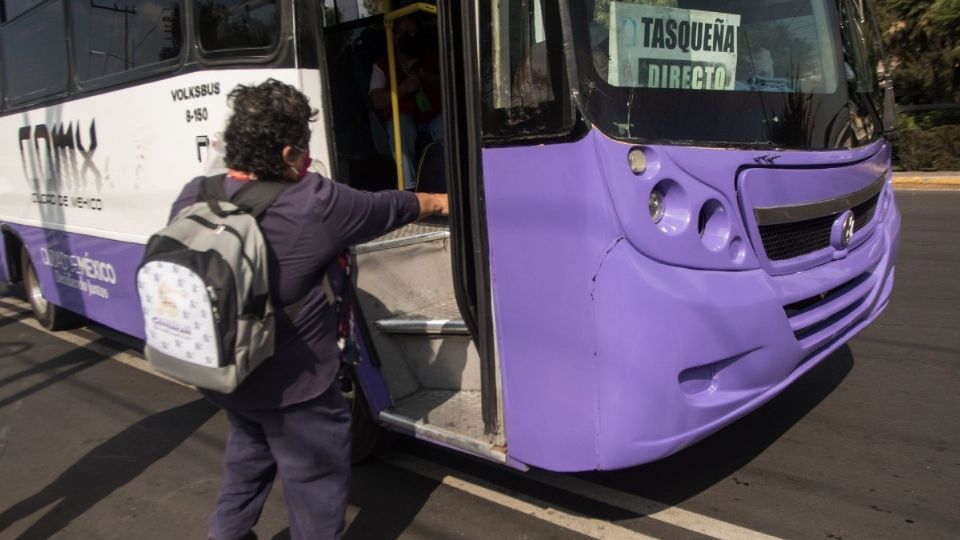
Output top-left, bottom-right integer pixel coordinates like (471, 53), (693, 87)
(759, 214), (835, 261)
(851, 193), (878, 234)
(755, 173), (884, 262)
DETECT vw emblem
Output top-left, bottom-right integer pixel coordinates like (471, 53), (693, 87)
(841, 213), (855, 247)
(831, 210), (856, 250)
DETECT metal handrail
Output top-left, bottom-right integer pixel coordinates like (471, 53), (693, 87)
(383, 2), (438, 191)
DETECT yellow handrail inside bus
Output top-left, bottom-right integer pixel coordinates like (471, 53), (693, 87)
(383, 2), (438, 191)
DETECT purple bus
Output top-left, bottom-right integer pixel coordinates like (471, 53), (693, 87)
(0, 0), (898, 472)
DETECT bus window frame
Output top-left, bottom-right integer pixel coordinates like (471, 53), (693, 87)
(71, 0), (189, 94)
(478, 0), (579, 147)
(0, 0), (71, 109)
(0, 0), (299, 117)
(192, 0), (291, 67)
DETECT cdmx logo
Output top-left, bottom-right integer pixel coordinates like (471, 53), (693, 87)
(18, 120), (101, 192)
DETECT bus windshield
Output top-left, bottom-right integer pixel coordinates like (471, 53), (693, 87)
(569, 0), (884, 149)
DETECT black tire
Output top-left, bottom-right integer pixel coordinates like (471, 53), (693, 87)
(20, 246), (82, 331)
(343, 368), (391, 463)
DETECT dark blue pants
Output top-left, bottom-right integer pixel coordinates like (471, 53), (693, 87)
(208, 383), (351, 540)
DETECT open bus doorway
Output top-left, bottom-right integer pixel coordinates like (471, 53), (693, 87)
(321, 2), (446, 194)
(313, 1), (504, 462)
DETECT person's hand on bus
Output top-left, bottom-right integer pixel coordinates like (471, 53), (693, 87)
(416, 193), (448, 219)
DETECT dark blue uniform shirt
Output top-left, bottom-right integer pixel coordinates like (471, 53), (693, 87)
(170, 173), (419, 410)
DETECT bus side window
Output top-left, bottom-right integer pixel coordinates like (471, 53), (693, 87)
(0, 0), (69, 106)
(480, 0), (573, 141)
(195, 0), (281, 54)
(71, 0), (184, 84)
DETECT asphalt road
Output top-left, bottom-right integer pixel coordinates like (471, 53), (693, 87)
(0, 191), (957, 539)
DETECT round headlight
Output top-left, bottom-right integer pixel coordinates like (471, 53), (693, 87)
(649, 189), (665, 223)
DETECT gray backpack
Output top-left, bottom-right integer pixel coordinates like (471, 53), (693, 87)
(137, 175), (290, 393)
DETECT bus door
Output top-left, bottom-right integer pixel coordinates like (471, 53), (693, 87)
(309, 1), (506, 464)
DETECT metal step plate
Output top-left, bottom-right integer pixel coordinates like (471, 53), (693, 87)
(354, 221), (449, 254)
(380, 389), (504, 463)
(374, 296), (468, 335)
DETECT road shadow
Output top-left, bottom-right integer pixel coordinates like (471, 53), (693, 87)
(0, 311), (30, 330)
(0, 398), (218, 539)
(246, 347), (855, 539)
(577, 345), (855, 508)
(0, 341), (31, 358)
(0, 337), (115, 409)
(387, 345), (855, 525)
(342, 458), (441, 540)
(262, 457), (440, 540)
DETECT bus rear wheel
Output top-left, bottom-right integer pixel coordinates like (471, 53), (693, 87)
(20, 246), (81, 331)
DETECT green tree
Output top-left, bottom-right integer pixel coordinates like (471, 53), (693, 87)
(874, 0), (960, 104)
(873, 0), (959, 169)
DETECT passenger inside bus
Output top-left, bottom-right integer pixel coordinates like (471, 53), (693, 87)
(323, 3), (446, 195)
(368, 14), (444, 191)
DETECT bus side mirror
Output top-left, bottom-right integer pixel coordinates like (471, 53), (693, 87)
(882, 77), (897, 138)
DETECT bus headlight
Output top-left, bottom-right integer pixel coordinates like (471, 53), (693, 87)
(648, 189), (665, 223)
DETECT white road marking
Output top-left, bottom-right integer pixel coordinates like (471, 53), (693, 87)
(1, 295), (777, 540)
(522, 470), (779, 540)
(381, 453), (657, 540)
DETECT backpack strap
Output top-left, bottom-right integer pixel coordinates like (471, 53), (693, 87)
(199, 174), (228, 200)
(198, 175), (291, 218)
(198, 174), (230, 217)
(230, 180), (293, 218)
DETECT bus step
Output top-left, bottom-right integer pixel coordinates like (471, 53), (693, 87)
(379, 389), (505, 464)
(354, 221), (449, 254)
(374, 297), (469, 335)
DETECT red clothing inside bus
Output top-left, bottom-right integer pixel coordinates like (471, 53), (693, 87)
(369, 50), (442, 125)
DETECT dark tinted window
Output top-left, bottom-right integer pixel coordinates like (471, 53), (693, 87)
(480, 0), (573, 141)
(196, 0), (280, 53)
(72, 0), (183, 83)
(0, 0), (68, 104)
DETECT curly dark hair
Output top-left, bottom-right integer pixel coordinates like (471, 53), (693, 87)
(224, 79), (318, 179)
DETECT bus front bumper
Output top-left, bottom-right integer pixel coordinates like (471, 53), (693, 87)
(590, 194), (901, 470)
